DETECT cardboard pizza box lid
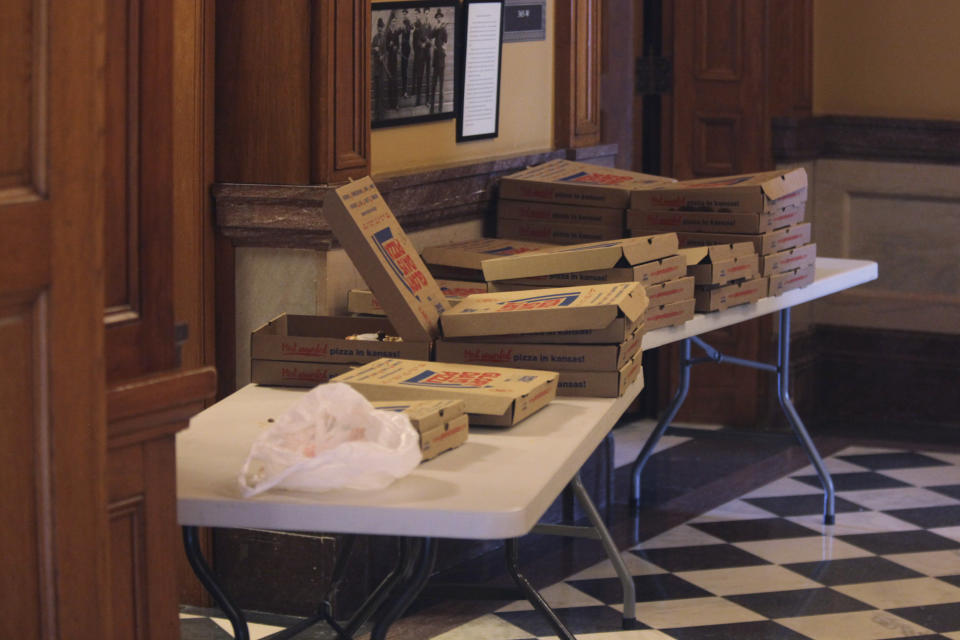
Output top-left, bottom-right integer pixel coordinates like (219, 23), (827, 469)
(420, 238), (555, 271)
(440, 282), (648, 338)
(323, 177), (449, 341)
(481, 234), (679, 282)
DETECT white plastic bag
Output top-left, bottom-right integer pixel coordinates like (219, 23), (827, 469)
(238, 383), (422, 497)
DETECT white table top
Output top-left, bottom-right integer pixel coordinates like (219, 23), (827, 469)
(177, 257), (877, 540)
(641, 257), (877, 350)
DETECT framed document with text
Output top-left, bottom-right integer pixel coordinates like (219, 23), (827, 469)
(456, 0), (504, 141)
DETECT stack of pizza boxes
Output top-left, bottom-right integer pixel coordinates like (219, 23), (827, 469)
(434, 235), (687, 397)
(628, 168), (817, 303)
(495, 158), (675, 244)
(321, 177), (559, 432)
(370, 400), (469, 461)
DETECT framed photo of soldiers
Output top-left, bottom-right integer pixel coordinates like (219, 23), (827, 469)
(456, 0), (504, 141)
(371, 1), (459, 128)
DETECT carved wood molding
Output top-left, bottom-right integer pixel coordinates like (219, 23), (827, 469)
(107, 367), (217, 445)
(772, 115), (960, 164)
(214, 147), (626, 249)
(555, 0), (601, 148)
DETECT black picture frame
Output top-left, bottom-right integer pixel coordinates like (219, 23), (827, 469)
(456, 0), (504, 141)
(371, 0), (458, 128)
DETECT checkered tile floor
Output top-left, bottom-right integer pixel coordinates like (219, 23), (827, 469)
(430, 446), (960, 640)
(180, 438), (960, 640)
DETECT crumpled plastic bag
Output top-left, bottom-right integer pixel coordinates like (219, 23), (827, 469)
(238, 382), (422, 497)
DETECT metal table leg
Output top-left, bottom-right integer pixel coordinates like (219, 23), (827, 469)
(630, 338), (692, 506)
(777, 308), (835, 524)
(370, 538), (438, 640)
(505, 538), (577, 640)
(532, 472), (637, 628)
(629, 310), (836, 525)
(182, 526), (250, 640)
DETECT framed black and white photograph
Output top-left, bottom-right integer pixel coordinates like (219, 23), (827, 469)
(371, 0), (458, 128)
(456, 0), (504, 141)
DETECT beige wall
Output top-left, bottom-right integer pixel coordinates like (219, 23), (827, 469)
(371, 0), (554, 174)
(814, 0), (960, 120)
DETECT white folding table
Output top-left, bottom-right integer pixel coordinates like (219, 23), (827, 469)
(178, 257), (878, 640)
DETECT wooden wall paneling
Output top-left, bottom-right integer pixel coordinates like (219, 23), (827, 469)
(214, 0), (312, 184)
(106, 0), (178, 381)
(555, 0), (602, 148)
(107, 368), (216, 640)
(312, 0), (371, 183)
(0, 0), (111, 636)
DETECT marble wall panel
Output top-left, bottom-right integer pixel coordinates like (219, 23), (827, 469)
(811, 159), (960, 334)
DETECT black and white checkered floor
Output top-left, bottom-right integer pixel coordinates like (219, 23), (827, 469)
(181, 427), (960, 639)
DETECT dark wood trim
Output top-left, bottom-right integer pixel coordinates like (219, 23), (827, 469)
(555, 0), (602, 148)
(107, 367), (216, 423)
(213, 147), (620, 249)
(812, 324), (960, 432)
(772, 115), (960, 164)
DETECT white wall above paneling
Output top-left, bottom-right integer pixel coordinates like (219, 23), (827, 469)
(810, 159), (960, 334)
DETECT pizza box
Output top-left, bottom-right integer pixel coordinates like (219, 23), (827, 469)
(440, 282), (648, 338)
(768, 263), (816, 297)
(332, 358), (558, 427)
(421, 237), (555, 278)
(499, 158), (675, 208)
(323, 177), (449, 341)
(557, 356), (644, 398)
(497, 218), (622, 245)
(250, 360), (355, 388)
(760, 243), (817, 276)
(371, 400), (468, 460)
(694, 277), (769, 312)
(674, 223), (812, 256)
(419, 414), (470, 460)
(627, 200), (805, 234)
(370, 399), (465, 433)
(371, 399), (465, 432)
(437, 316), (643, 345)
(643, 298), (696, 331)
(434, 322), (644, 372)
(481, 234), (679, 282)
(348, 279), (489, 316)
(251, 313), (431, 365)
(644, 276), (695, 307)
(679, 243), (759, 286)
(486, 254), (686, 289)
(630, 168), (808, 213)
(498, 198), (625, 227)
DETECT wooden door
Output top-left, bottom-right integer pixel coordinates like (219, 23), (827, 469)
(0, 0), (110, 637)
(651, 0), (812, 427)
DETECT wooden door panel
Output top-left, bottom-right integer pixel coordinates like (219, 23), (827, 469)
(694, 0), (742, 80)
(0, 294), (46, 638)
(0, 0), (109, 637)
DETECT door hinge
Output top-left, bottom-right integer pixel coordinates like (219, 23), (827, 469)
(636, 56), (672, 94)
